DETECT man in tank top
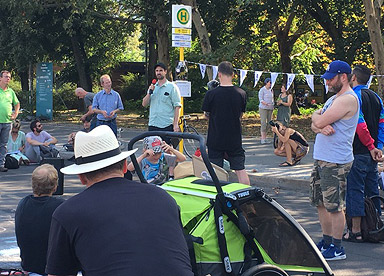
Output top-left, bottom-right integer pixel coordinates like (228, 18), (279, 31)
(310, 60), (359, 261)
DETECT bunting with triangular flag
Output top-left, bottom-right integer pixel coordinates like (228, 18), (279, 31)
(199, 64), (206, 79)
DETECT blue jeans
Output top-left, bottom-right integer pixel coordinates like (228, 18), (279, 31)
(0, 123), (11, 167)
(96, 119), (117, 137)
(346, 153), (380, 217)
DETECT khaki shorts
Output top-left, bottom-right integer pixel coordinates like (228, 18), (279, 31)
(309, 160), (352, 212)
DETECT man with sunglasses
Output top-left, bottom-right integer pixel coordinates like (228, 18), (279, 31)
(25, 120), (58, 163)
(0, 70), (20, 172)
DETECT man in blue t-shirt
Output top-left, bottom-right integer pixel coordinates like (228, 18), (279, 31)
(92, 74), (124, 136)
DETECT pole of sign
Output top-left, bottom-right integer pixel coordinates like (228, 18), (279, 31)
(179, 47), (184, 153)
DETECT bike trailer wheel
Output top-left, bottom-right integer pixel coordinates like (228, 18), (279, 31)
(242, 264), (289, 276)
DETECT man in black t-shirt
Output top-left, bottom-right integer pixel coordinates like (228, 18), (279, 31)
(46, 125), (193, 276)
(202, 61), (250, 185)
(15, 164), (65, 275)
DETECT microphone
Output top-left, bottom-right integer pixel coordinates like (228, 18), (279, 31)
(148, 79), (157, 95)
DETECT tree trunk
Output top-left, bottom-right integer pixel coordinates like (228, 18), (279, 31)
(363, 0), (384, 98)
(155, 14), (172, 81)
(147, 25), (158, 84)
(275, 12), (302, 115)
(18, 69), (29, 92)
(70, 33), (93, 92)
(181, 0), (213, 79)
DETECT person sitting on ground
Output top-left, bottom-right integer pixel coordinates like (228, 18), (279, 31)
(66, 119), (91, 149)
(7, 119), (29, 165)
(15, 164), (65, 276)
(271, 121), (309, 166)
(25, 120), (58, 162)
(127, 135), (186, 184)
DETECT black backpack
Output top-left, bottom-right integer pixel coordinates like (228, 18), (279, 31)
(347, 195), (384, 243)
(4, 155), (19, 169)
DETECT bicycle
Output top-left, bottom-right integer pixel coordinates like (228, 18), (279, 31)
(178, 114), (201, 158)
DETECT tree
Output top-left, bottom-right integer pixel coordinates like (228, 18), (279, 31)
(304, 0), (369, 63)
(362, 0), (384, 97)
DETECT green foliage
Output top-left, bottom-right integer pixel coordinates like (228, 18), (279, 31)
(53, 83), (78, 111)
(298, 104), (323, 116)
(124, 99), (148, 118)
(246, 96), (259, 112)
(119, 73), (146, 102)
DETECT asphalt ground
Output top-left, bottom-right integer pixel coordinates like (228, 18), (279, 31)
(0, 122), (383, 275)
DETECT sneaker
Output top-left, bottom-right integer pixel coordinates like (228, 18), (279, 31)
(316, 239), (329, 253)
(322, 244), (346, 261)
(0, 166), (8, 172)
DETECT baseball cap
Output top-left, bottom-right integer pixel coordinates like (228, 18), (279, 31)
(264, 78), (271, 84)
(321, 60), (351, 80)
(143, 136), (163, 153)
(154, 62), (167, 71)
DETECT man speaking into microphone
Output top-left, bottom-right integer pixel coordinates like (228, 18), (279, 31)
(142, 62), (182, 144)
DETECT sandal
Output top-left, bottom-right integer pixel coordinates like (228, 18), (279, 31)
(342, 231), (364, 243)
(279, 161), (293, 167)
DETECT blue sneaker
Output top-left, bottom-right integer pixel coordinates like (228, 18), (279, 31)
(316, 239), (329, 253)
(322, 244), (346, 260)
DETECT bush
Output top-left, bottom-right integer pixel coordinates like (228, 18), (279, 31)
(53, 83), (78, 110)
(124, 99), (148, 118)
(298, 104), (323, 116)
(119, 73), (146, 102)
(246, 96), (259, 112)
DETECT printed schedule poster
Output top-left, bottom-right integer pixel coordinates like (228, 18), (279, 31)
(36, 62), (53, 120)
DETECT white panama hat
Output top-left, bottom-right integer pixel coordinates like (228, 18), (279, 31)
(61, 125), (137, 175)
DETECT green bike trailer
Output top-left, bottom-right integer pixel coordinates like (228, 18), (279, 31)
(128, 131), (334, 276)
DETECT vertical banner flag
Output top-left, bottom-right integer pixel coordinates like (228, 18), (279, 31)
(239, 70), (247, 86)
(254, 71), (263, 87)
(323, 79), (329, 94)
(270, 73), (279, 89)
(199, 64), (206, 79)
(305, 74), (315, 93)
(212, 66), (218, 80)
(286, 73), (295, 90)
(367, 75), (373, 88)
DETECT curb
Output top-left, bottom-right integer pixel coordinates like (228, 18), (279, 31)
(228, 172), (310, 191)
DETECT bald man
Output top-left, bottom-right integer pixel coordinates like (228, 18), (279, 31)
(75, 88), (96, 130)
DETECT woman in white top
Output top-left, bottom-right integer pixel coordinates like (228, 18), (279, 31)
(258, 78), (274, 144)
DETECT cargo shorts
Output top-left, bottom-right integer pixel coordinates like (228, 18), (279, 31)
(309, 160), (352, 213)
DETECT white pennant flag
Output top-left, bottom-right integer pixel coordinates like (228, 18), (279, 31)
(323, 79), (329, 94)
(270, 73), (279, 89)
(286, 73), (295, 90)
(199, 64), (206, 79)
(239, 70), (247, 86)
(305, 74), (315, 93)
(254, 71), (263, 87)
(212, 66), (218, 80)
(367, 75), (373, 88)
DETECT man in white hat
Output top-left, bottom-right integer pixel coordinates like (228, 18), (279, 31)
(45, 125), (193, 276)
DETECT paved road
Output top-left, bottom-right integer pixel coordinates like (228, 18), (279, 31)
(0, 122), (383, 275)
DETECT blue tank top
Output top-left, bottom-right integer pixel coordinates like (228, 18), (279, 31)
(313, 90), (359, 164)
